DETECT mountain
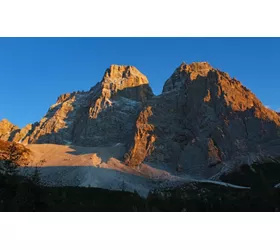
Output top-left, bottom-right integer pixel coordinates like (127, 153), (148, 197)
(125, 62), (280, 179)
(5, 65), (153, 147)
(1, 62), (280, 183)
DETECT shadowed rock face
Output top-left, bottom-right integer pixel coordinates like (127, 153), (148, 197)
(1, 62), (280, 179)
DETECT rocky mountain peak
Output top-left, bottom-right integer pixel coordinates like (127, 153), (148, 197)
(0, 65), (153, 146)
(0, 118), (16, 127)
(179, 61), (213, 77)
(162, 62), (214, 93)
(161, 62), (279, 122)
(87, 65), (153, 119)
(56, 92), (76, 104)
(124, 62), (280, 176)
(102, 64), (149, 89)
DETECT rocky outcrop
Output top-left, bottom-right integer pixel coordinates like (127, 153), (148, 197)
(0, 119), (20, 141)
(0, 119), (36, 144)
(124, 106), (156, 166)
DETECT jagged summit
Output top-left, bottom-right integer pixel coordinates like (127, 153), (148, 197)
(162, 61), (280, 124)
(100, 65), (150, 94)
(162, 61), (215, 93)
(56, 92), (76, 104)
(179, 61), (213, 74)
(0, 118), (15, 125)
(88, 64), (153, 119)
(103, 64), (149, 85)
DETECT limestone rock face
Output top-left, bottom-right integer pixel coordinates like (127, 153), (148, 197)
(124, 106), (156, 166)
(4, 65), (153, 147)
(162, 62), (213, 93)
(125, 62), (280, 178)
(0, 119), (19, 141)
(88, 65), (152, 119)
(10, 123), (37, 144)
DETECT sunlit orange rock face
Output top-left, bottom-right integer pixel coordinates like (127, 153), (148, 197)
(0, 119), (19, 141)
(103, 65), (149, 89)
(1, 62), (280, 179)
(124, 106), (156, 167)
(126, 62), (280, 177)
(89, 65), (151, 119)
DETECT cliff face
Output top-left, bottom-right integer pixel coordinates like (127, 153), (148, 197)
(125, 62), (280, 178)
(0, 65), (153, 147)
(88, 65), (151, 119)
(1, 62), (280, 179)
(0, 119), (20, 141)
(124, 106), (156, 166)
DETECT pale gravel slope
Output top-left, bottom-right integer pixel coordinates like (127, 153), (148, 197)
(21, 144), (250, 197)
(22, 144), (176, 197)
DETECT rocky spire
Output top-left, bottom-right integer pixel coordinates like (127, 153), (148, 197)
(102, 65), (149, 87)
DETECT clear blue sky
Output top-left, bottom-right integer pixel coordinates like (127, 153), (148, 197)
(0, 38), (280, 128)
